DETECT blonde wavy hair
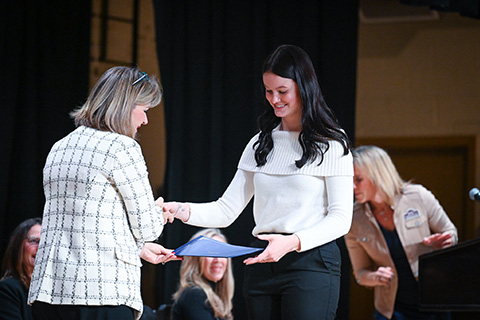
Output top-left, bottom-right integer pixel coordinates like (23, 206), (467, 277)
(352, 145), (407, 206)
(173, 228), (234, 319)
(70, 66), (162, 139)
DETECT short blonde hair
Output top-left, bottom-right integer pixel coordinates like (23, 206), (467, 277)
(70, 66), (162, 138)
(173, 228), (234, 320)
(352, 145), (406, 206)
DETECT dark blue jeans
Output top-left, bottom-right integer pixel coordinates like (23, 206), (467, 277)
(243, 240), (341, 320)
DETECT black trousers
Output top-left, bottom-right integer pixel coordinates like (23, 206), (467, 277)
(243, 239), (341, 320)
(32, 301), (135, 320)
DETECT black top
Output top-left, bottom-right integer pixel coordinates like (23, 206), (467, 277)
(379, 226), (419, 309)
(379, 226), (447, 319)
(0, 277), (32, 320)
(172, 286), (223, 320)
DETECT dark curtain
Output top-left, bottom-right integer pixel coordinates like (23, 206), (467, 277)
(153, 1), (358, 319)
(0, 2), (91, 260)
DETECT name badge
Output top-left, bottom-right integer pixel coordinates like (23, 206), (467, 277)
(404, 208), (420, 221)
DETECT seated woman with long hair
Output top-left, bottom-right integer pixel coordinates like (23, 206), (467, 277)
(0, 218), (42, 320)
(172, 228), (234, 320)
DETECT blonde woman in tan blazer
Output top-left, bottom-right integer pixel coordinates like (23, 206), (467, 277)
(345, 145), (457, 320)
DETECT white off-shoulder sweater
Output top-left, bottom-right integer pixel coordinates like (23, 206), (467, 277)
(187, 127), (353, 252)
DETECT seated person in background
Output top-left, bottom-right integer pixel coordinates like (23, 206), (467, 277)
(345, 145), (457, 320)
(172, 228), (234, 320)
(0, 217), (165, 320)
(0, 218), (42, 320)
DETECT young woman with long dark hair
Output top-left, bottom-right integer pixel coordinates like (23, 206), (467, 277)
(164, 45), (353, 319)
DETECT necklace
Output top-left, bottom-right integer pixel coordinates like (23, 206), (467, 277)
(378, 210), (388, 221)
(369, 202), (392, 222)
(374, 204), (390, 221)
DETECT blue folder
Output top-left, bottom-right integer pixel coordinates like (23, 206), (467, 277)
(173, 235), (263, 258)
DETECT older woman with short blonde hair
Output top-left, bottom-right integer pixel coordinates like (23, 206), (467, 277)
(28, 66), (174, 320)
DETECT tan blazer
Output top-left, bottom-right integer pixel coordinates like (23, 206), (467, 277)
(345, 184), (457, 319)
(28, 126), (164, 319)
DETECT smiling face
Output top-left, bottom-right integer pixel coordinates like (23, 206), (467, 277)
(131, 104), (150, 134)
(263, 71), (302, 131)
(353, 165), (378, 204)
(22, 224), (41, 277)
(201, 236), (228, 283)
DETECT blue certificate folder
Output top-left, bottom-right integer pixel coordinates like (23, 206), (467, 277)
(173, 236), (263, 258)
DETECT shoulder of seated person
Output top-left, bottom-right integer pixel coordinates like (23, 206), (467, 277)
(182, 286), (205, 296)
(0, 277), (27, 293)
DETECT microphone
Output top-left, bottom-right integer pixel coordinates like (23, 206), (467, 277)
(469, 188), (480, 202)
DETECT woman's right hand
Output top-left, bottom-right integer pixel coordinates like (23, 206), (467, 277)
(155, 196), (164, 207)
(163, 201), (191, 222)
(155, 197), (175, 224)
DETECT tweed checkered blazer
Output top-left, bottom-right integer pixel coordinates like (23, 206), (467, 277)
(28, 126), (164, 318)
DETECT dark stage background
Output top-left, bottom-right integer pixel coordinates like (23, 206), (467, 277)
(0, 1), (358, 319)
(0, 1), (91, 269)
(152, 1), (358, 319)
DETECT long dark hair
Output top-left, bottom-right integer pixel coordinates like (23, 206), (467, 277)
(1, 217), (42, 288)
(255, 44), (350, 168)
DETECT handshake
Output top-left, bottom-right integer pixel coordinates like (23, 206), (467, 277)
(156, 197), (191, 225)
(140, 197), (190, 266)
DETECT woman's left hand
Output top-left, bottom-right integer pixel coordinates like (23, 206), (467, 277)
(243, 234), (300, 265)
(140, 242), (181, 264)
(423, 232), (454, 249)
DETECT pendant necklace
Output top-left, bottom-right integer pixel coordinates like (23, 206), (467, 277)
(378, 209), (388, 221)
